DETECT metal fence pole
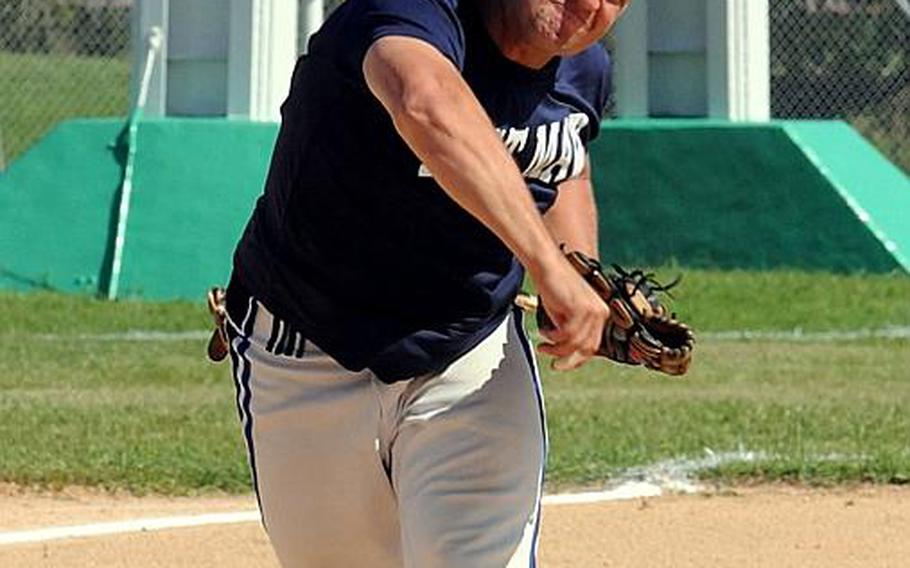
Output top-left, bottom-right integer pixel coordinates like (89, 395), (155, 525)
(0, 127), (6, 172)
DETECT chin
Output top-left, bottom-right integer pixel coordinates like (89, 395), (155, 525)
(558, 43), (597, 57)
(555, 31), (603, 56)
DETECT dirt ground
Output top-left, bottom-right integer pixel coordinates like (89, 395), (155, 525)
(1, 485), (908, 567)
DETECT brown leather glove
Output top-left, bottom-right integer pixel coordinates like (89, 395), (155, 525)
(535, 250), (695, 376)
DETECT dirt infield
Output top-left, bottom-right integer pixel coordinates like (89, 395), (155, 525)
(1, 485), (908, 567)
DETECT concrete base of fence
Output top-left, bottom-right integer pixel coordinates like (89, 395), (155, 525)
(0, 118), (906, 300)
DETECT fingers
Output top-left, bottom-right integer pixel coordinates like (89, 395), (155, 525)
(536, 301), (607, 370)
(537, 332), (596, 369)
(552, 350), (590, 372)
(537, 330), (597, 358)
(530, 256), (611, 371)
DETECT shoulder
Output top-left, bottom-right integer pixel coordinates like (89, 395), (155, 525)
(564, 43), (612, 77)
(556, 44), (613, 115)
(314, 0), (466, 69)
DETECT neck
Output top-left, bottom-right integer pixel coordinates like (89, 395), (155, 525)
(479, 0), (554, 70)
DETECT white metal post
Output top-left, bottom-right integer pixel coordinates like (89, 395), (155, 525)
(299, 0), (325, 54)
(613, 0), (649, 118)
(132, 0), (168, 117)
(707, 0), (770, 121)
(228, 0), (299, 121)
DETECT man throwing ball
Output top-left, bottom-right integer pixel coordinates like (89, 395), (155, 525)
(224, 0), (629, 565)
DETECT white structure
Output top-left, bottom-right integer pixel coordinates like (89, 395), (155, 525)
(299, 0), (326, 53)
(134, 0), (768, 122)
(613, 0), (770, 121)
(133, 0), (304, 121)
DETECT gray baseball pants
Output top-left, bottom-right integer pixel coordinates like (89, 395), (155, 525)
(226, 296), (547, 567)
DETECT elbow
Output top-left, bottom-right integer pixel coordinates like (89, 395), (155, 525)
(362, 38), (465, 136)
(389, 79), (453, 132)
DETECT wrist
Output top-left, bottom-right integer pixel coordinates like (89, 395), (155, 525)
(522, 243), (566, 283)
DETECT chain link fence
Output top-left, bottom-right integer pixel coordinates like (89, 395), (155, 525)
(0, 0), (132, 169)
(2, 1), (905, 172)
(770, 0), (910, 172)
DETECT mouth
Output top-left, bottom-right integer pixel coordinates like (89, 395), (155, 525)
(555, 3), (598, 45)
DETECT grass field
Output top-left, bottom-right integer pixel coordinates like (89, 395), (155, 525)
(0, 51), (129, 163)
(0, 269), (908, 495)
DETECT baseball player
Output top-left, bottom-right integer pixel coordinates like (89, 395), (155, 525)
(224, 0), (628, 565)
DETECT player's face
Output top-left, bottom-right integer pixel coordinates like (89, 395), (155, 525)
(519, 0), (629, 56)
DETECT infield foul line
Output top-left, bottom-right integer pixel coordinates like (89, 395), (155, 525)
(2, 448), (835, 546)
(0, 511), (262, 546)
(0, 487), (664, 546)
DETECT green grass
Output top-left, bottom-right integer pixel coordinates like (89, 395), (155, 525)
(544, 340), (910, 488)
(0, 51), (129, 163)
(0, 337), (244, 494)
(0, 269), (908, 494)
(661, 268), (910, 332)
(525, 267), (910, 332)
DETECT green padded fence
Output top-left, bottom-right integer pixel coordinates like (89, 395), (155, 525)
(591, 120), (908, 273)
(113, 120), (277, 298)
(0, 118), (276, 298)
(0, 120), (124, 293)
(782, 121), (909, 271)
(0, 118), (906, 300)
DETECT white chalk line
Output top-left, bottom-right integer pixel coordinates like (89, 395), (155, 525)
(1, 495), (640, 546)
(0, 511), (261, 546)
(0, 480), (697, 546)
(18, 330), (211, 342)
(700, 326), (910, 342)
(11, 326), (910, 343)
(0, 449), (864, 546)
(0, 495), (645, 547)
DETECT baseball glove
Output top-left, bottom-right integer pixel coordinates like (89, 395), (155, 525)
(530, 249), (694, 376)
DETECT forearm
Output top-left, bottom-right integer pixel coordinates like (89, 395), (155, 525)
(364, 37), (563, 277)
(544, 162), (599, 257)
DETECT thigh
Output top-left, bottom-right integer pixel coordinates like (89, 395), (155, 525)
(390, 312), (547, 568)
(227, 298), (402, 568)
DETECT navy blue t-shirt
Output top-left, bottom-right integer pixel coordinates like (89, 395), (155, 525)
(232, 0), (612, 382)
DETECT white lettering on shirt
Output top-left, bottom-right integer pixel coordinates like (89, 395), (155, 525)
(418, 112), (590, 184)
